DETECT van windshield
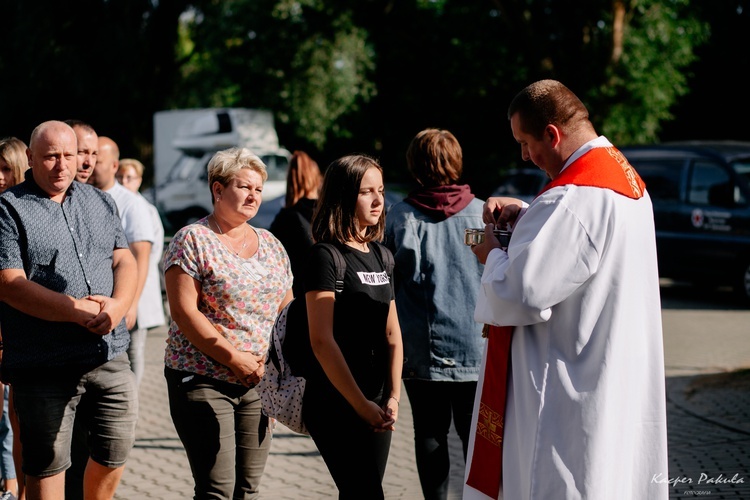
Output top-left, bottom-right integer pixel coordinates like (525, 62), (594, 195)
(165, 151), (289, 184)
(260, 154), (288, 182)
(165, 153), (207, 182)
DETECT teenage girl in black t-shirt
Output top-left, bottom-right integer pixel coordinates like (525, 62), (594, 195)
(302, 154), (403, 499)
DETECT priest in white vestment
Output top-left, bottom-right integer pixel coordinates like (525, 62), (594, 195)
(465, 80), (668, 500)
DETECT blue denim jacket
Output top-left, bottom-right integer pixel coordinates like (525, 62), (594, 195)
(385, 198), (486, 381)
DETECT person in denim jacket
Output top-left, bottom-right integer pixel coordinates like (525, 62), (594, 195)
(384, 128), (485, 500)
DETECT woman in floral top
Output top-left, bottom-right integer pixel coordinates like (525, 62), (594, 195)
(163, 147), (293, 499)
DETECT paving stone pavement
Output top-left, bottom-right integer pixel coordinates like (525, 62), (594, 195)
(116, 326), (464, 499)
(115, 326), (750, 500)
(666, 372), (750, 499)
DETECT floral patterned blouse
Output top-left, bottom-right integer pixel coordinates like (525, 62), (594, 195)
(163, 217), (293, 384)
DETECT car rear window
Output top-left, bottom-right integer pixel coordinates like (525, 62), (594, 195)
(688, 161), (733, 206)
(731, 160), (750, 188)
(629, 159), (683, 203)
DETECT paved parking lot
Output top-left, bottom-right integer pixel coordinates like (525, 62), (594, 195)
(115, 283), (750, 499)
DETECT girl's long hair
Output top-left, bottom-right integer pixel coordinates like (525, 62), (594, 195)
(311, 154), (385, 245)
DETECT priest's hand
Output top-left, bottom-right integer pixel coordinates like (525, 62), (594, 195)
(483, 197), (523, 226)
(471, 224), (502, 264)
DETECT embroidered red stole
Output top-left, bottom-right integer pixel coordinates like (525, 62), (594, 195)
(466, 146), (645, 498)
(466, 324), (513, 497)
(539, 146), (646, 200)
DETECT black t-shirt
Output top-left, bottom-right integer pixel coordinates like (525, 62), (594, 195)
(304, 241), (394, 399)
(269, 198), (316, 298)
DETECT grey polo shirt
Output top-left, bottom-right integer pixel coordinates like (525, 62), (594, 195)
(0, 176), (131, 382)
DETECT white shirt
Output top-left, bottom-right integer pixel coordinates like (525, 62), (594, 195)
(106, 182), (155, 245)
(106, 182), (165, 329)
(138, 196), (166, 329)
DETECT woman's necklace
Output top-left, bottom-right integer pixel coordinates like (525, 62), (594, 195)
(210, 214), (247, 256)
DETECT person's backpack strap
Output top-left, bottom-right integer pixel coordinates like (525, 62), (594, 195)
(280, 242), (346, 380)
(372, 241), (395, 277)
(317, 243), (347, 294)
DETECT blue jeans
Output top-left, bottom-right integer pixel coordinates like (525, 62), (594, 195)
(12, 354), (138, 477)
(0, 384), (15, 480)
(126, 327), (147, 387)
(165, 367), (271, 499)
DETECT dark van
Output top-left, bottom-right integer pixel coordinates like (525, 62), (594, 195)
(621, 141), (750, 304)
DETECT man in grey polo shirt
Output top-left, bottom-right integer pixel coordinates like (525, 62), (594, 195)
(0, 120), (138, 499)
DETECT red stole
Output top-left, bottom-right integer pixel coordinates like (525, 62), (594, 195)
(539, 146), (645, 200)
(466, 146), (645, 498)
(466, 325), (513, 497)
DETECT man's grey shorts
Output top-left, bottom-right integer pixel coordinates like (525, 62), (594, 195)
(11, 353), (138, 477)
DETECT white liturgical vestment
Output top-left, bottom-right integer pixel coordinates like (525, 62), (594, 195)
(465, 137), (668, 500)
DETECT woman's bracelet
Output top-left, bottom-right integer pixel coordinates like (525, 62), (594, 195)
(388, 396), (399, 406)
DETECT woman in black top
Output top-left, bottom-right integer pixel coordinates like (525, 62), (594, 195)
(303, 154), (403, 499)
(269, 151), (322, 298)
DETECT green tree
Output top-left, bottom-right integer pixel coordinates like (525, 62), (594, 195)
(471, 0), (710, 147)
(594, 0), (710, 144)
(171, 0), (376, 152)
(173, 1), (709, 189)
(0, 0), (721, 194)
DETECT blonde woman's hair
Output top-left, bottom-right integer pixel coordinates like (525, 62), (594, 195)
(207, 147), (268, 204)
(118, 158), (145, 178)
(0, 136), (30, 186)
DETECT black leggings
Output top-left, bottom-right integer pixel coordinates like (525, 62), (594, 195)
(303, 384), (391, 499)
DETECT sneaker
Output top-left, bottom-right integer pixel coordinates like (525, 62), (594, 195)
(0, 491), (17, 500)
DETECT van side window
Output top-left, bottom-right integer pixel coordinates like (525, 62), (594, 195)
(632, 160), (682, 203)
(166, 153), (208, 182)
(689, 161), (733, 207)
(262, 155), (288, 182)
(199, 159), (209, 181)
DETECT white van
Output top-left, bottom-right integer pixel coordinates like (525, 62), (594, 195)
(149, 108), (290, 232)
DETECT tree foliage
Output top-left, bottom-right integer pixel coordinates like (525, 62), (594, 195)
(596, 0), (710, 144)
(1, 0), (744, 195)
(168, 0), (711, 191)
(171, 0), (376, 151)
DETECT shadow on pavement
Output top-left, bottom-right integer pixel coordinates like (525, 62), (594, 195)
(659, 279), (747, 311)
